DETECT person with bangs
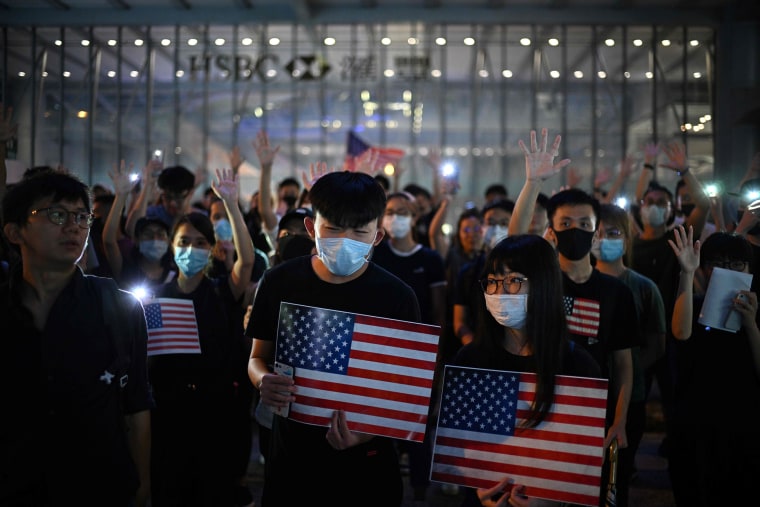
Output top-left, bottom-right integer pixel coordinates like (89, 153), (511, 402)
(451, 234), (600, 507)
(668, 227), (760, 506)
(148, 168), (255, 506)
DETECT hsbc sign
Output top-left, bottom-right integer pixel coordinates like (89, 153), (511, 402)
(188, 53), (331, 82)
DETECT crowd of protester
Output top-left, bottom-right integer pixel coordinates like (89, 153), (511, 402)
(1, 99), (759, 507)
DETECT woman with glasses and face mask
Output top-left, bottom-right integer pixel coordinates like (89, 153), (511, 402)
(667, 227), (760, 507)
(451, 234), (600, 507)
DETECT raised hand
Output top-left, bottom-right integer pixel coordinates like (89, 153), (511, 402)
(211, 167), (239, 204)
(518, 128), (571, 182)
(668, 225), (700, 273)
(253, 130), (280, 168)
(643, 142), (660, 166)
(301, 161), (337, 191)
(619, 154), (636, 180)
(566, 166), (582, 189)
(661, 141), (689, 174)
(108, 160), (135, 195)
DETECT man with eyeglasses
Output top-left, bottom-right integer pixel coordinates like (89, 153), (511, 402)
(667, 228), (760, 506)
(0, 169), (153, 506)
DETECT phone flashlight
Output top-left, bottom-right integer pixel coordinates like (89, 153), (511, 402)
(704, 183), (720, 198)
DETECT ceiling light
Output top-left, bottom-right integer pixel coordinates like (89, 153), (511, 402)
(548, 38), (559, 47)
(645, 71), (654, 79)
(63, 71), (71, 77)
(18, 71), (25, 77)
(77, 110), (87, 119)
(323, 37), (336, 46)
(54, 39), (62, 46)
(605, 38), (615, 47)
(214, 38), (225, 46)
(690, 39), (699, 47)
(407, 37), (418, 46)
(176, 70), (185, 77)
(624, 71), (631, 79)
(161, 39), (171, 47)
(703, 114), (711, 121)
(130, 70), (139, 77)
(81, 40), (90, 47)
(661, 39), (671, 47)
(550, 70), (560, 79)
(633, 39), (643, 47)
(188, 38), (198, 46)
(107, 39), (117, 46)
(684, 123), (693, 130)
(381, 37), (391, 46)
(435, 37), (446, 46)
(464, 37), (475, 46)
(479, 69), (488, 77)
(242, 37), (253, 46)
(520, 37), (531, 46)
(384, 69), (395, 77)
(598, 70), (607, 79)
(502, 69), (513, 78)
(431, 69), (442, 78)
(693, 72), (702, 79)
(269, 37), (281, 46)
(135, 39), (144, 46)
(107, 70), (116, 78)
(574, 70), (583, 79)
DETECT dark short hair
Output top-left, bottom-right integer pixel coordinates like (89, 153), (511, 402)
(482, 198), (515, 216)
(2, 170), (91, 228)
(700, 232), (753, 269)
(278, 207), (314, 233)
(374, 174), (391, 191)
(484, 183), (508, 198)
(278, 177), (300, 191)
(171, 212), (216, 246)
(546, 188), (601, 230)
(309, 171), (387, 228)
(643, 181), (674, 203)
(158, 166), (195, 193)
(135, 216), (170, 238)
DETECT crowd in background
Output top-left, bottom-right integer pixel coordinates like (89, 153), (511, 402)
(1, 98), (759, 507)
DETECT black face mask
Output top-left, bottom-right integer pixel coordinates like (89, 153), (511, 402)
(282, 195), (298, 208)
(277, 234), (315, 262)
(737, 210), (760, 236)
(553, 228), (595, 261)
(680, 204), (695, 217)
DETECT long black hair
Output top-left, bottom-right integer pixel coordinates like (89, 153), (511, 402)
(474, 234), (569, 427)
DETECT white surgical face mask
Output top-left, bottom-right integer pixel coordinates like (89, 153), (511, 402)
(483, 225), (509, 249)
(484, 293), (528, 330)
(139, 239), (168, 262)
(382, 215), (413, 239)
(315, 235), (373, 276)
(641, 205), (668, 227)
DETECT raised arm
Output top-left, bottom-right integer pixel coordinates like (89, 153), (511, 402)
(509, 128), (571, 236)
(668, 225), (700, 340)
(634, 142), (659, 202)
(213, 168), (255, 301)
(125, 159), (162, 238)
(253, 130), (281, 232)
(103, 160), (134, 281)
(661, 141), (710, 238)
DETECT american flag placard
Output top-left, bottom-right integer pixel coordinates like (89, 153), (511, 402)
(274, 302), (440, 442)
(144, 298), (201, 356)
(344, 130), (405, 172)
(564, 296), (600, 337)
(431, 366), (608, 506)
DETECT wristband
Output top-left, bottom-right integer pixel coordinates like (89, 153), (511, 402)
(677, 167), (689, 176)
(643, 163), (655, 170)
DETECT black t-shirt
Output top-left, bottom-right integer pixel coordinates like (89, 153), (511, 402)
(0, 268), (153, 505)
(561, 269), (639, 378)
(246, 256), (421, 506)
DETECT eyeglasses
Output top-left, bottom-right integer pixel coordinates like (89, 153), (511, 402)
(30, 207), (94, 229)
(601, 228), (623, 239)
(706, 259), (748, 271)
(480, 276), (528, 295)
